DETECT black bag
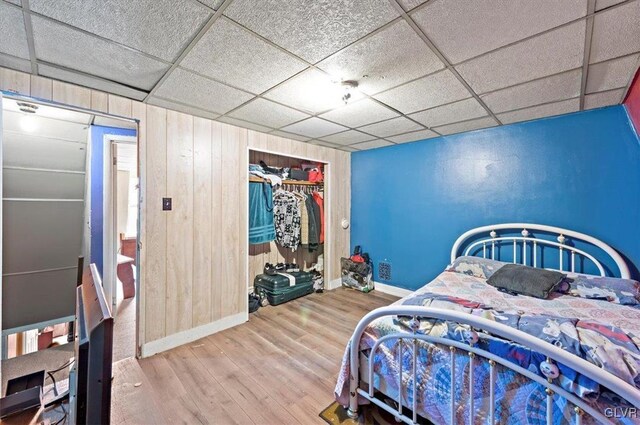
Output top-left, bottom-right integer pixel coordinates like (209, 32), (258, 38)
(289, 169), (309, 181)
(249, 293), (261, 313)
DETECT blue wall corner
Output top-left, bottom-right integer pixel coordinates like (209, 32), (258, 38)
(90, 125), (137, 276)
(350, 106), (640, 290)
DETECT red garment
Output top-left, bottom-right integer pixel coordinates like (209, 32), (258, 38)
(313, 191), (324, 243)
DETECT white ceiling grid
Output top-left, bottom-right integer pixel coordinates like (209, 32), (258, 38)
(0, 0), (638, 151)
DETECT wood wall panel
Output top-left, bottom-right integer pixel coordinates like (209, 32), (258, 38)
(52, 81), (91, 108)
(0, 69), (30, 94)
(220, 124), (246, 317)
(211, 122), (224, 322)
(165, 111), (194, 335)
(0, 67), (350, 355)
(108, 94), (132, 117)
(192, 117), (212, 327)
(91, 91), (108, 113)
(30, 76), (52, 100)
(143, 105), (167, 342)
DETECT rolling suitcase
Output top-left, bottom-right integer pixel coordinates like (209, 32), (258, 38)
(254, 271), (314, 305)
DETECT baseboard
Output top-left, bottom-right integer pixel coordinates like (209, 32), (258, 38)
(140, 312), (247, 357)
(327, 278), (342, 290)
(372, 281), (412, 298)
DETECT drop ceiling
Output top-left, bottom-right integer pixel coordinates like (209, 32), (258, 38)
(1, 0), (639, 151)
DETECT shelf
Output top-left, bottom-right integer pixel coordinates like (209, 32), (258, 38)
(249, 175), (323, 186)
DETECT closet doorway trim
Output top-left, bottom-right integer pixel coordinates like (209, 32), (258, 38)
(246, 147), (332, 303)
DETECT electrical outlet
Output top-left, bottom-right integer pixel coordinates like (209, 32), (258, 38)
(162, 197), (172, 211)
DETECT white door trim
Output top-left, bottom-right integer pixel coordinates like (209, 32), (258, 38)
(102, 135), (137, 315)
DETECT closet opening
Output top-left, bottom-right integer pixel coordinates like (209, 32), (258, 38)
(248, 149), (328, 311)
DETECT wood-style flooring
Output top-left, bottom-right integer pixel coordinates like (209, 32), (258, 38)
(111, 287), (398, 425)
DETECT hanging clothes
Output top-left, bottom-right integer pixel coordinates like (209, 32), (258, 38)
(306, 194), (320, 252)
(313, 191), (325, 244)
(294, 192), (309, 245)
(249, 182), (275, 244)
(273, 189), (301, 251)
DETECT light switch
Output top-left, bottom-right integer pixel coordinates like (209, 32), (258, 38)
(162, 198), (172, 211)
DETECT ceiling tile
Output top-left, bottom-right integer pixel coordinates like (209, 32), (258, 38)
(320, 130), (375, 145)
(374, 69), (471, 114)
(281, 117), (348, 138)
(318, 99), (399, 128)
(433, 117), (499, 135)
(387, 129), (439, 144)
(336, 145), (359, 152)
(590, 1), (640, 64)
(0, 52), (31, 73)
(5, 0), (21, 4)
(38, 63), (148, 101)
(317, 20), (445, 95)
(497, 98), (580, 124)
(196, 0), (225, 9)
(358, 117), (423, 137)
(351, 139), (394, 150)
(269, 130), (312, 142)
(224, 0), (399, 63)
(412, 0), (586, 64)
(397, 0), (428, 11)
(216, 116), (273, 133)
(228, 98), (309, 128)
(264, 68), (364, 114)
(1, 3), (29, 59)
(595, 0), (626, 10)
(481, 69), (582, 113)
(586, 54), (640, 93)
(456, 20), (585, 94)
(147, 96), (219, 120)
(584, 89), (625, 109)
(32, 16), (169, 90)
(154, 68), (254, 114)
(409, 98), (487, 127)
(30, 0), (210, 62)
(181, 18), (307, 94)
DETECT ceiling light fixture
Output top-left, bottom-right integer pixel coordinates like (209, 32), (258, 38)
(341, 80), (359, 105)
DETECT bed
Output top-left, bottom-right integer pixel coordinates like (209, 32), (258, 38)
(335, 223), (640, 424)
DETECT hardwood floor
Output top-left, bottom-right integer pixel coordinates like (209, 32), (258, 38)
(112, 287), (398, 425)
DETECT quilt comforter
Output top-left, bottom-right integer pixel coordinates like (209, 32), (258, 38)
(335, 270), (640, 424)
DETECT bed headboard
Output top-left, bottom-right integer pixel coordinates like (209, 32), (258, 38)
(451, 223), (630, 278)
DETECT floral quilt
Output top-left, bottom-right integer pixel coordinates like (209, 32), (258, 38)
(335, 267), (640, 424)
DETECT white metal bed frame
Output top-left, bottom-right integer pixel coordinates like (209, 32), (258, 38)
(347, 223), (640, 424)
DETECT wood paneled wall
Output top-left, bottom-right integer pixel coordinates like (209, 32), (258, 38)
(0, 67), (351, 356)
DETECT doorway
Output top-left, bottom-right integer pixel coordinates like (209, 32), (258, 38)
(0, 91), (140, 392)
(99, 133), (138, 362)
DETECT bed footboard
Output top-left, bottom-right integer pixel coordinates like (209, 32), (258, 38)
(347, 306), (640, 424)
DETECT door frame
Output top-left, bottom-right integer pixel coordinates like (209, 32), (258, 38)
(0, 90), (141, 360)
(102, 135), (137, 316)
(246, 147), (333, 296)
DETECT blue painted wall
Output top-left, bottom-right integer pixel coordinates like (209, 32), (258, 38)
(90, 125), (137, 275)
(351, 106), (640, 290)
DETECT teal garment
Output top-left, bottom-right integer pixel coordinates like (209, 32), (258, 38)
(249, 182), (275, 244)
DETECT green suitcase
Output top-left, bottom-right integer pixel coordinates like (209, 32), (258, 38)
(254, 272), (314, 305)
